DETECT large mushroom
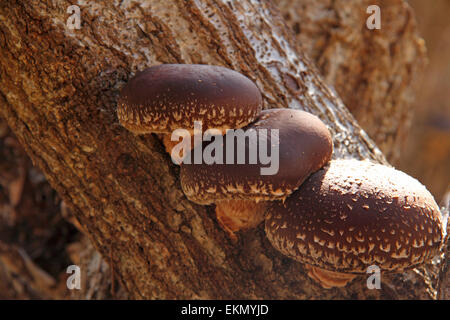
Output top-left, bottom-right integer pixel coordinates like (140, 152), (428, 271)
(180, 108), (333, 239)
(117, 64), (262, 163)
(265, 159), (445, 288)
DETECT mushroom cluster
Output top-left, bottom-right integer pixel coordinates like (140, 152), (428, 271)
(117, 64), (333, 239)
(117, 64), (445, 288)
(180, 108), (333, 239)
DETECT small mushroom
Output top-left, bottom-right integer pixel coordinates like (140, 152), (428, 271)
(180, 108), (333, 239)
(117, 64), (262, 162)
(265, 159), (445, 288)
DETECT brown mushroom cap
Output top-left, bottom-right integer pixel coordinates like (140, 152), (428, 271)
(180, 108), (333, 205)
(117, 64), (262, 134)
(265, 159), (445, 275)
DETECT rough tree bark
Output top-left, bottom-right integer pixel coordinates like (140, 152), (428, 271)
(275, 0), (427, 164)
(0, 0), (443, 299)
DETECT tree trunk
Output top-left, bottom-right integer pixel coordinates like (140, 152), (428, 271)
(275, 0), (427, 164)
(0, 0), (442, 299)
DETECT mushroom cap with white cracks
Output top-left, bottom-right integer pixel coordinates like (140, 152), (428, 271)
(265, 159), (445, 274)
(180, 108), (333, 205)
(116, 64), (262, 134)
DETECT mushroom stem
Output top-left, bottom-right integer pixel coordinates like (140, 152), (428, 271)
(305, 265), (357, 289)
(161, 128), (229, 165)
(215, 199), (268, 240)
(161, 133), (181, 156)
(160, 133), (195, 165)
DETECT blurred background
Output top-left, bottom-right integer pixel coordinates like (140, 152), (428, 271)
(399, 0), (450, 204)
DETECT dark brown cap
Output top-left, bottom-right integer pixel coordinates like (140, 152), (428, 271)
(117, 64), (262, 134)
(180, 108), (333, 204)
(265, 159), (445, 274)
